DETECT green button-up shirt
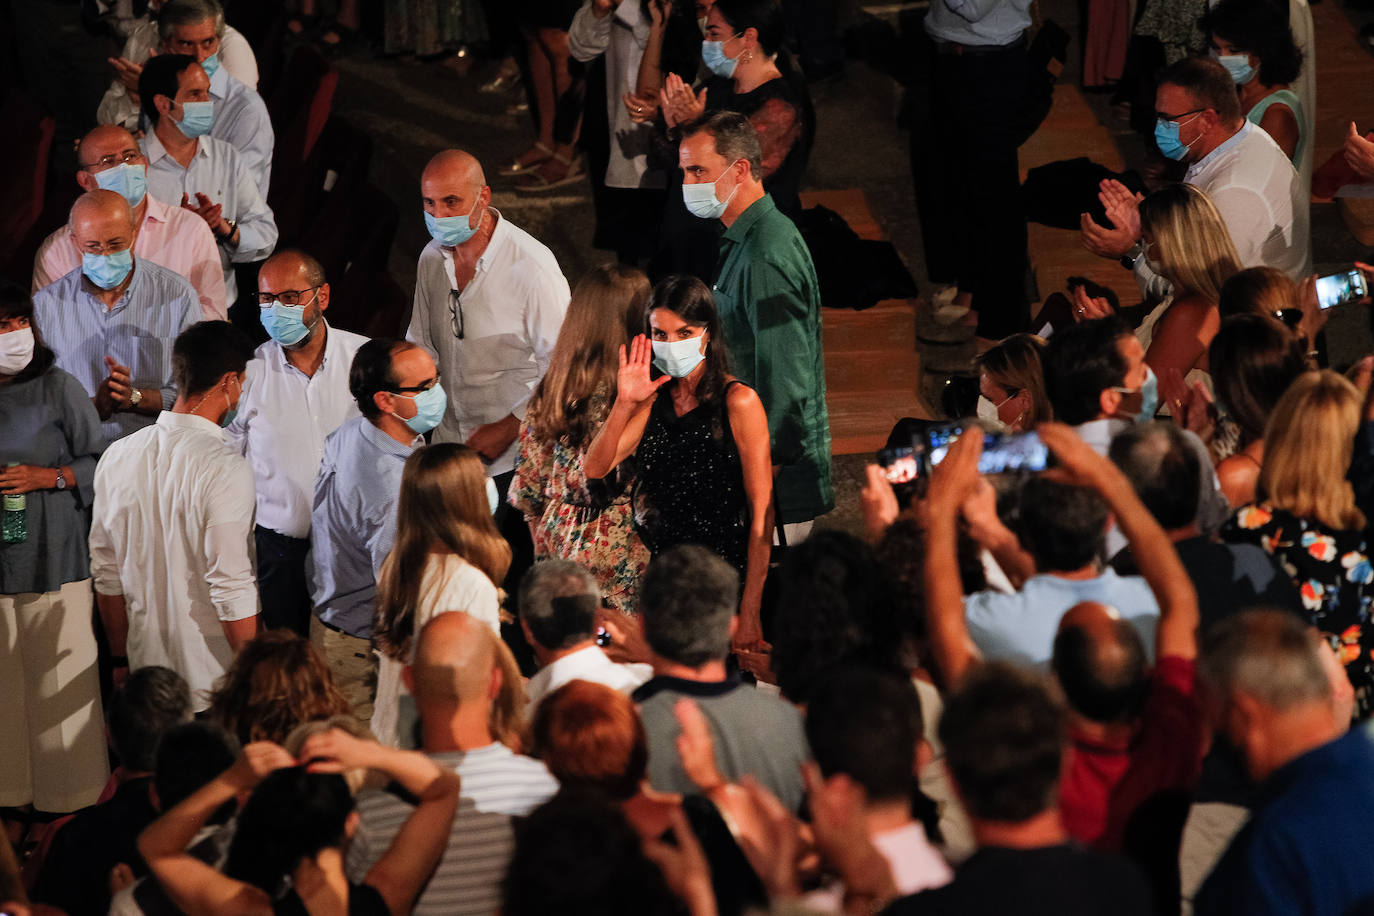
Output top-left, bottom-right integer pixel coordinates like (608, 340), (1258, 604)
(712, 194), (833, 523)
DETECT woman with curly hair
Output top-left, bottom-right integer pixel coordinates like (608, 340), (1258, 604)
(1222, 371), (1374, 721)
(205, 631), (353, 747)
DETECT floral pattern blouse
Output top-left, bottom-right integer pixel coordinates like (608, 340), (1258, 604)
(509, 389), (651, 615)
(1222, 504), (1374, 721)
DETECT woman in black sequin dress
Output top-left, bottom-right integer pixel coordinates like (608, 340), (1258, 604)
(585, 275), (774, 650)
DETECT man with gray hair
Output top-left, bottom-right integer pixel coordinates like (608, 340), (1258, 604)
(678, 112), (833, 564)
(1109, 421), (1299, 631)
(1193, 610), (1374, 916)
(632, 545), (809, 810)
(519, 560), (650, 709)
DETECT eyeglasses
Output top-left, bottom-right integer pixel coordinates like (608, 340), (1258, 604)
(1155, 107), (1206, 124)
(388, 377), (439, 394)
(82, 149), (142, 172)
(256, 287), (320, 307)
(448, 289), (464, 340)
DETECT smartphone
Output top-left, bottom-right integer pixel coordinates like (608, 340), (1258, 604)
(1315, 269), (1368, 310)
(876, 445), (920, 484)
(922, 424), (1050, 475)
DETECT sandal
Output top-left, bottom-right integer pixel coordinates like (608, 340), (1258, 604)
(514, 152), (587, 193)
(499, 141), (554, 177)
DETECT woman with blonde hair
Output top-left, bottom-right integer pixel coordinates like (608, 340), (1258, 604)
(1136, 184), (1243, 381)
(1222, 370), (1374, 720)
(974, 334), (1051, 432)
(205, 631), (353, 747)
(511, 264), (654, 614)
(372, 443), (511, 746)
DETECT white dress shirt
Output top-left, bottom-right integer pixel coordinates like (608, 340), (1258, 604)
(89, 411), (258, 711)
(524, 644), (652, 710)
(407, 210), (570, 476)
(33, 192), (227, 320)
(140, 130), (278, 304)
(924, 0), (1033, 46)
(207, 64), (273, 198)
(1134, 121), (1310, 297)
(226, 322), (368, 539)
(96, 22), (259, 131)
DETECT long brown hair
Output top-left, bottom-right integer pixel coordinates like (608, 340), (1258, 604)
(1139, 183), (1242, 304)
(1260, 370), (1366, 531)
(524, 264), (650, 447)
(974, 333), (1052, 426)
(204, 631), (353, 746)
(374, 444), (512, 660)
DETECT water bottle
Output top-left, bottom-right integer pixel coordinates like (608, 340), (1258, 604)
(2, 462), (25, 544)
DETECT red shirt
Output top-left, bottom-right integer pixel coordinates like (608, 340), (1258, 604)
(1060, 655), (1207, 849)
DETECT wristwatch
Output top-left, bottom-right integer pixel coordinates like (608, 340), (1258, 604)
(217, 218), (238, 243)
(129, 387), (143, 409)
(56, 471), (66, 491)
(1119, 242), (1144, 271)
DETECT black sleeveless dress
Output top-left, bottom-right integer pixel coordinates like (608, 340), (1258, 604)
(632, 381), (749, 574)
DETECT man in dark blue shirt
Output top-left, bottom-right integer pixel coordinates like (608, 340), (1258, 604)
(1194, 610), (1373, 916)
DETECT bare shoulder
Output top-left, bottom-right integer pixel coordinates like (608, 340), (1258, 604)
(724, 377), (762, 410)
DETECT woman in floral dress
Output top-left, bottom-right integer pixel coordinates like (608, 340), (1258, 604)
(1222, 370), (1374, 720)
(510, 265), (653, 614)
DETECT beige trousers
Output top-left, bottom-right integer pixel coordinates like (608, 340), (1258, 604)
(0, 579), (110, 812)
(310, 615), (377, 726)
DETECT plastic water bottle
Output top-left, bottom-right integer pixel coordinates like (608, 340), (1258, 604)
(2, 462), (25, 544)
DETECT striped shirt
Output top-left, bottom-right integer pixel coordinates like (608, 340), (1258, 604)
(33, 260), (199, 442)
(347, 744), (558, 916)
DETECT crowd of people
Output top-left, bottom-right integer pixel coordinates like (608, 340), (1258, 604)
(5, 0), (1374, 913)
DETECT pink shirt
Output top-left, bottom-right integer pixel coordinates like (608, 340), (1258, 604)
(32, 193), (227, 320)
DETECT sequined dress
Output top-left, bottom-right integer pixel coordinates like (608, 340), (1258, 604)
(631, 380), (749, 574)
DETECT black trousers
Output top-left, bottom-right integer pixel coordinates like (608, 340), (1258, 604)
(255, 525), (313, 636)
(911, 37), (1031, 339)
(491, 470), (538, 676)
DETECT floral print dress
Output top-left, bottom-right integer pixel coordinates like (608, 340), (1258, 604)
(1222, 504), (1374, 721)
(509, 391), (651, 615)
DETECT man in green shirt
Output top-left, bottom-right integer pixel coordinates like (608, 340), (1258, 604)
(678, 111), (833, 533)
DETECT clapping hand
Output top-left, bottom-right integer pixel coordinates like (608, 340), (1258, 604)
(180, 192), (225, 233)
(617, 335), (671, 407)
(1346, 122), (1374, 182)
(109, 55), (145, 92)
(1080, 179), (1143, 259)
(1159, 367), (1215, 441)
(624, 90), (659, 124)
(660, 73), (707, 128)
(94, 355), (135, 418)
(1071, 284), (1115, 322)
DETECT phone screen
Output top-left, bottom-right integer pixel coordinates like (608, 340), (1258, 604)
(876, 446), (919, 484)
(1316, 270), (1368, 310)
(924, 425), (1049, 474)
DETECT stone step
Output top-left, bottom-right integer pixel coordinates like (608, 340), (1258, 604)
(822, 298), (918, 352)
(826, 388), (928, 455)
(824, 346), (921, 392)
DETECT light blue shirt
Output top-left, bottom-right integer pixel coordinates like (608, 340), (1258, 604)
(924, 0), (1033, 46)
(208, 65), (273, 198)
(964, 568), (1160, 669)
(309, 416), (420, 638)
(33, 260), (199, 442)
(140, 131), (278, 304)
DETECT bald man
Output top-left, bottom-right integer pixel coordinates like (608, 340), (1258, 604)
(347, 612), (558, 916)
(32, 124), (226, 320)
(227, 249), (368, 634)
(33, 190), (200, 442)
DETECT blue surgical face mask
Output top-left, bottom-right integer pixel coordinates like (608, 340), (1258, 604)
(394, 382), (447, 434)
(175, 100), (215, 139)
(259, 296), (320, 347)
(682, 161), (742, 220)
(424, 196), (484, 247)
(94, 163), (147, 208)
(201, 52), (221, 79)
(652, 334), (707, 378)
(82, 248), (134, 290)
(701, 37), (740, 78)
(1154, 112), (1201, 161)
(1113, 366), (1160, 423)
(1211, 50), (1256, 85)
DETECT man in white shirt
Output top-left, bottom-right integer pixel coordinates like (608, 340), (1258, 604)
(89, 321), (260, 710)
(138, 54), (278, 308)
(1082, 56), (1310, 293)
(32, 124), (226, 320)
(347, 611), (559, 916)
(97, 0), (259, 132)
(519, 560), (651, 710)
(227, 250), (367, 636)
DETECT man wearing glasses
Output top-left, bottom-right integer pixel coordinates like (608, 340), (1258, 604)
(225, 250), (368, 635)
(32, 190), (200, 443)
(309, 338), (445, 722)
(32, 124), (226, 321)
(1082, 56), (1309, 297)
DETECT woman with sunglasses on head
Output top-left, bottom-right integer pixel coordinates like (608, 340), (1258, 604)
(585, 274), (773, 652)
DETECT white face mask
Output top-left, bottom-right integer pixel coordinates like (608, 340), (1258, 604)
(0, 326), (35, 375)
(977, 394), (1008, 432)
